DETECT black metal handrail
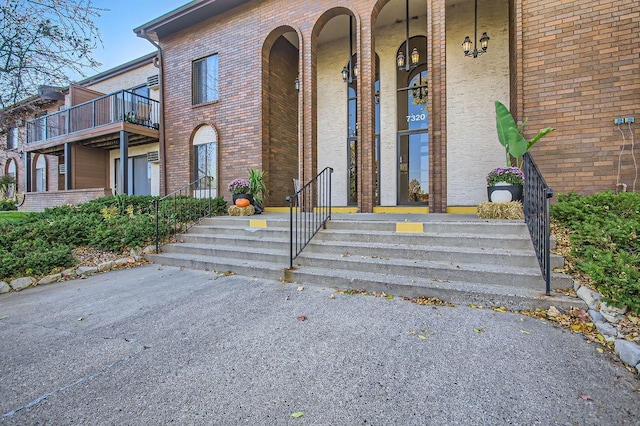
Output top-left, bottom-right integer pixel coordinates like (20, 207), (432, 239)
(285, 167), (333, 268)
(154, 176), (215, 252)
(523, 152), (554, 295)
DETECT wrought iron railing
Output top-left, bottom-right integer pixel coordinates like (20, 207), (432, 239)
(154, 176), (216, 253)
(523, 152), (554, 295)
(285, 167), (333, 268)
(26, 90), (160, 143)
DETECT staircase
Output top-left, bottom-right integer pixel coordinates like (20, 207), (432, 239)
(147, 214), (579, 310)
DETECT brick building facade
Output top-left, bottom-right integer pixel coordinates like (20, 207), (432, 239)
(135, 0), (638, 213)
(3, 0), (638, 213)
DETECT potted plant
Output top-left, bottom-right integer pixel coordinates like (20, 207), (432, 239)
(489, 101), (556, 202)
(228, 178), (252, 205)
(486, 166), (524, 203)
(248, 169), (267, 214)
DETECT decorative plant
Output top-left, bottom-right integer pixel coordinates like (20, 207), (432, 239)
(408, 179), (424, 201)
(228, 178), (250, 195)
(0, 175), (16, 198)
(486, 166), (525, 186)
(248, 169), (267, 206)
(495, 100), (555, 168)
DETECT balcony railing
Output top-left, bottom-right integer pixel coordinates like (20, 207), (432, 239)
(26, 90), (160, 144)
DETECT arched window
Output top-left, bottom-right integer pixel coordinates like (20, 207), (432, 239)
(193, 125), (218, 195)
(35, 155), (47, 192)
(5, 159), (17, 197)
(396, 36), (428, 204)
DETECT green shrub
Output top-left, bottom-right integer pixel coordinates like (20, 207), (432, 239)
(0, 199), (17, 211)
(0, 195), (227, 281)
(551, 191), (640, 313)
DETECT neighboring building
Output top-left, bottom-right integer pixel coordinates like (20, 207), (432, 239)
(1, 94), (62, 198)
(132, 0), (638, 213)
(0, 52), (162, 211)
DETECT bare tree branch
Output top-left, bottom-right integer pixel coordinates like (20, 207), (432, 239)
(0, 0), (104, 117)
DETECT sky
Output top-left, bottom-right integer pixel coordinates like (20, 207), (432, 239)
(76, 0), (188, 79)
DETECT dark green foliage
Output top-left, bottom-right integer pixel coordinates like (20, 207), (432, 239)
(0, 195), (227, 281)
(0, 199), (17, 211)
(551, 191), (640, 313)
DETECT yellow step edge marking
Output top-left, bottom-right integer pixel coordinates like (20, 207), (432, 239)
(249, 219), (267, 228)
(263, 207), (290, 213)
(373, 206), (429, 214)
(446, 206), (478, 214)
(395, 222), (424, 233)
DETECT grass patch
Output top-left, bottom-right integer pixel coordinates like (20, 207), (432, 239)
(0, 211), (35, 225)
(551, 191), (640, 314)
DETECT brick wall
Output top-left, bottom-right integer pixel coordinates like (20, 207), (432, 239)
(520, 0), (640, 194)
(19, 188), (112, 212)
(159, 0), (411, 210)
(265, 36), (299, 206)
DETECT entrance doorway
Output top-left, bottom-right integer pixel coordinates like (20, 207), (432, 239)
(397, 131), (428, 204)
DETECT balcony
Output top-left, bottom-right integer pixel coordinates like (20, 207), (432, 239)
(26, 90), (160, 154)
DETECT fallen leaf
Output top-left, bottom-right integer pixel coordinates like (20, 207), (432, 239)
(297, 316), (307, 321)
(492, 306), (508, 313)
(291, 412), (305, 418)
(408, 330), (417, 335)
(579, 394), (592, 401)
(468, 304), (484, 309)
(519, 330), (531, 335)
(297, 286), (304, 291)
(596, 347), (604, 353)
(329, 294), (336, 299)
(547, 306), (562, 318)
(418, 335), (427, 340)
(473, 327), (485, 333)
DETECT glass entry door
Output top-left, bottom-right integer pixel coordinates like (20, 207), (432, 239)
(397, 131), (428, 204)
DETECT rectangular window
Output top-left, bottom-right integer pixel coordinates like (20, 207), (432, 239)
(192, 54), (219, 105)
(7, 127), (18, 149)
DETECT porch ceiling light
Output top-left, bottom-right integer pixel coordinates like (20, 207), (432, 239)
(397, 0), (419, 71)
(462, 0), (490, 58)
(342, 15), (356, 83)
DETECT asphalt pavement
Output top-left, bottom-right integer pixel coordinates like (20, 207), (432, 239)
(1, 265), (638, 425)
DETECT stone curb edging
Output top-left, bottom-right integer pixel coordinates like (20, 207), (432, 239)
(574, 282), (640, 375)
(0, 246), (154, 296)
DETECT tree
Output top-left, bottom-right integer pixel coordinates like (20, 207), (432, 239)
(0, 0), (104, 118)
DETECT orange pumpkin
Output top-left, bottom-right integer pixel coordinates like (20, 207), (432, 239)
(235, 198), (250, 208)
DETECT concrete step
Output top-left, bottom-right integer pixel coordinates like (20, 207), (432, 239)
(304, 239), (564, 270)
(161, 242), (289, 264)
(293, 251), (571, 290)
(146, 252), (284, 281)
(314, 229), (535, 250)
(326, 219), (530, 236)
(147, 214), (577, 311)
(199, 216), (289, 228)
(179, 233), (290, 250)
(284, 266), (583, 312)
(189, 225), (290, 238)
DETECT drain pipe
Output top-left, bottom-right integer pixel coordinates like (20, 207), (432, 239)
(139, 30), (167, 195)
